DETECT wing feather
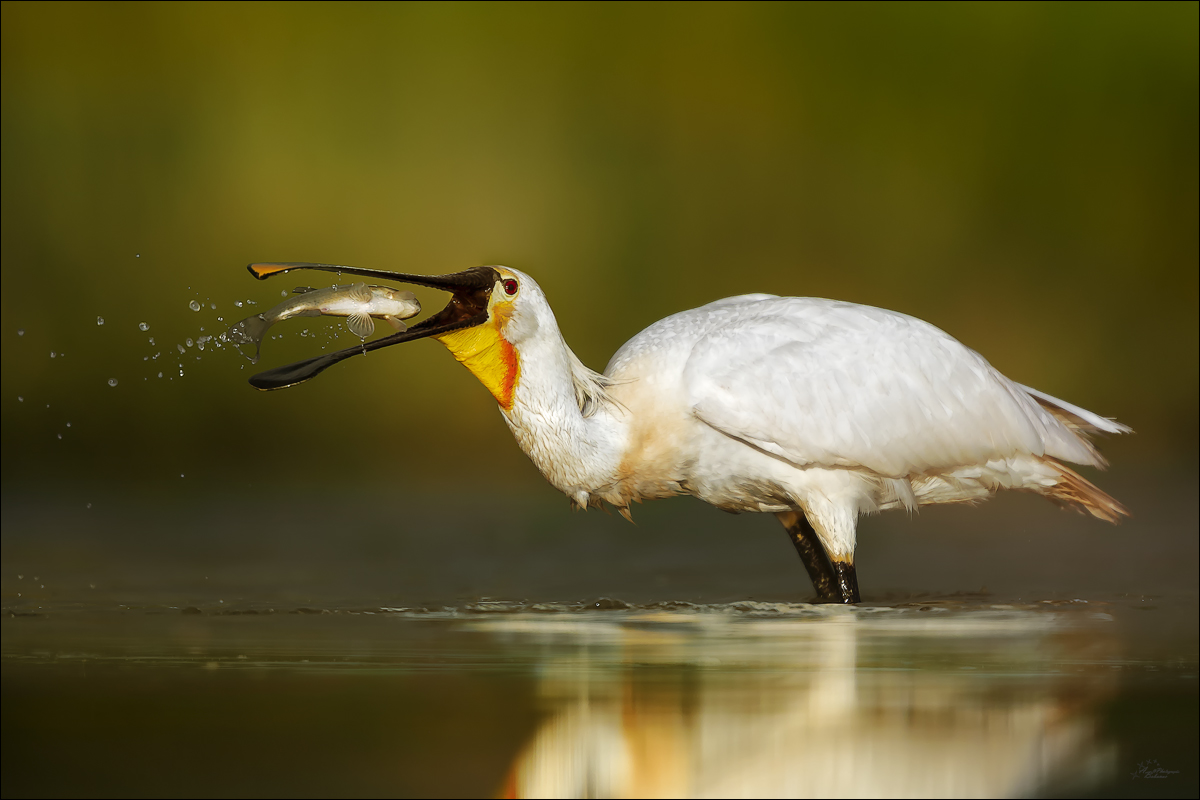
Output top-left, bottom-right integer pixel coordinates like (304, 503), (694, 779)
(682, 299), (1058, 477)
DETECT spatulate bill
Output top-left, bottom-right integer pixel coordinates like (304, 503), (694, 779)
(246, 263), (500, 292)
(248, 349), (349, 390)
(248, 306), (491, 390)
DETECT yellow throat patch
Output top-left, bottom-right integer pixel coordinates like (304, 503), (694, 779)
(434, 310), (519, 411)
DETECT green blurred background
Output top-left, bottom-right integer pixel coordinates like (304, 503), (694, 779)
(2, 0), (1197, 490)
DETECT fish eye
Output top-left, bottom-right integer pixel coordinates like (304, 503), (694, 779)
(502, 278), (519, 296)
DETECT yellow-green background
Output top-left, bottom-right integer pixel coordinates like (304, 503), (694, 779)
(2, 1), (1196, 489)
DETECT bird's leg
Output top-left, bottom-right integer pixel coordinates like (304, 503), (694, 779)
(777, 511), (840, 603)
(831, 559), (861, 605)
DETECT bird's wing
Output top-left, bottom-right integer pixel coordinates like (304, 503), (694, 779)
(684, 299), (1053, 477)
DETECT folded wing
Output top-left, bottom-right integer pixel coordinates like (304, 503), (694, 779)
(684, 299), (1105, 477)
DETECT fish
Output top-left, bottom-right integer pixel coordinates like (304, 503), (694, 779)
(223, 283), (421, 363)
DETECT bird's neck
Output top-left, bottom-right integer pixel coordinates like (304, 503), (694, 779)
(498, 332), (628, 507)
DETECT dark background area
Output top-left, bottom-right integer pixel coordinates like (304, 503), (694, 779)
(2, 1), (1196, 492)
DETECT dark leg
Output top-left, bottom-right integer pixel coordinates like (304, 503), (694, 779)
(832, 560), (861, 605)
(777, 510), (839, 603)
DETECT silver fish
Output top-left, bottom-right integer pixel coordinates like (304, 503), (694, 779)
(224, 283), (421, 363)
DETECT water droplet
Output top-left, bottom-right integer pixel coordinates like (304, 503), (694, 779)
(180, 473), (185, 478)
(66, 422), (71, 427)
(86, 503), (92, 509)
(148, 337), (155, 345)
(17, 329), (25, 336)
(234, 300), (243, 308)
(177, 344), (185, 354)
(281, 290), (287, 297)
(96, 317), (105, 326)
(139, 322), (149, 331)
(136, 254), (140, 258)
(50, 351), (56, 358)
(157, 372), (162, 378)
(189, 300), (201, 312)
(17, 396), (23, 402)
(107, 379), (118, 387)
(57, 433), (62, 440)
(185, 338), (194, 348)
(210, 303), (216, 310)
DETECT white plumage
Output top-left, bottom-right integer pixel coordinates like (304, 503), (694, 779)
(470, 268), (1128, 602)
(250, 260), (1129, 603)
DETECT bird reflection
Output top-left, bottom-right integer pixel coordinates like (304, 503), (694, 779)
(483, 605), (1116, 798)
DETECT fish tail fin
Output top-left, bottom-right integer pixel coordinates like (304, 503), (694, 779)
(224, 313), (274, 364)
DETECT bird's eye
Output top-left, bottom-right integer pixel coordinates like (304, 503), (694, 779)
(502, 278), (519, 296)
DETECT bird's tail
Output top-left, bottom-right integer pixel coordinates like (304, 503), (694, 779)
(1041, 458), (1130, 523)
(1018, 383), (1132, 469)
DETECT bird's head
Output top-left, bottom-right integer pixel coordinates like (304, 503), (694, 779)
(429, 266), (551, 410)
(244, 262), (549, 396)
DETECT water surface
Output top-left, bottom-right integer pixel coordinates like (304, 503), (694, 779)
(3, 482), (1196, 798)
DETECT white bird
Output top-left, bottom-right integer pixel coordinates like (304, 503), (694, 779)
(247, 262), (1131, 603)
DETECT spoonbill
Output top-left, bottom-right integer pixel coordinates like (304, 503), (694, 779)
(245, 263), (1130, 603)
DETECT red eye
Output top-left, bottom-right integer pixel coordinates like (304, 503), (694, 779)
(502, 278), (518, 296)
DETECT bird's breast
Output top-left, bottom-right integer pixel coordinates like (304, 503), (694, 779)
(605, 371), (696, 502)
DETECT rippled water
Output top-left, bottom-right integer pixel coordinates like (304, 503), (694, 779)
(3, 482), (1196, 798)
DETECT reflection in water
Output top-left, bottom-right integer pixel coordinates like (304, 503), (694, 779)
(480, 606), (1117, 798)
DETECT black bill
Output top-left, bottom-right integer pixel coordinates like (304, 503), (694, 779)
(244, 262), (499, 391)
